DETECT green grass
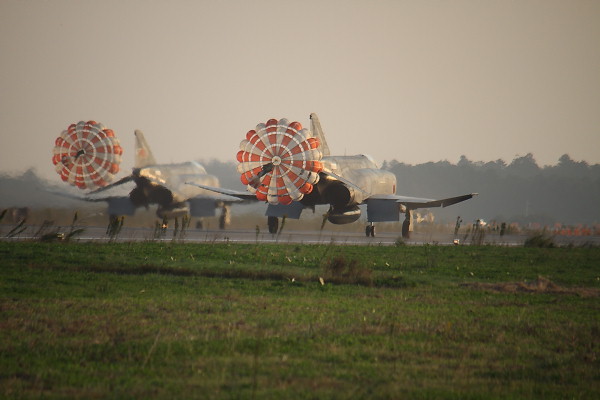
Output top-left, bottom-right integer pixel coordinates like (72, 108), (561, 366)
(1, 242), (599, 399)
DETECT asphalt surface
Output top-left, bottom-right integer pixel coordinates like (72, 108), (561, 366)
(5, 225), (600, 246)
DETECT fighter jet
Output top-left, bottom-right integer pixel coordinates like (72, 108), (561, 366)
(188, 113), (476, 237)
(71, 130), (239, 227)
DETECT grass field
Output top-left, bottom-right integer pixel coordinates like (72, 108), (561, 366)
(1, 241), (599, 399)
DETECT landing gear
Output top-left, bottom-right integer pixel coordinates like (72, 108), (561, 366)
(219, 204), (231, 230)
(267, 216), (279, 234)
(402, 210), (411, 239)
(365, 224), (375, 237)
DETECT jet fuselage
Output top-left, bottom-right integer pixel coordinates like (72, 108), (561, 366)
(129, 161), (221, 217)
(298, 155), (397, 224)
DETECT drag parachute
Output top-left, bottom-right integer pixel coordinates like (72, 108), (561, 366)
(52, 121), (123, 190)
(237, 118), (323, 205)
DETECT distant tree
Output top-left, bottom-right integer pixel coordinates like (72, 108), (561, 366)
(552, 154), (590, 178)
(484, 159), (507, 170)
(457, 155), (472, 168)
(386, 159), (401, 171)
(506, 153), (540, 177)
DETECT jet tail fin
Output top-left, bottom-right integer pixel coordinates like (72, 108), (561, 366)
(134, 130), (157, 168)
(310, 113), (330, 156)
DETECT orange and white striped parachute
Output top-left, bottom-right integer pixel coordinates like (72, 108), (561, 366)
(236, 118), (323, 205)
(52, 121), (123, 190)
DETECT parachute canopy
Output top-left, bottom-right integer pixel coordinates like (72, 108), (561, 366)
(52, 121), (123, 190)
(236, 118), (323, 205)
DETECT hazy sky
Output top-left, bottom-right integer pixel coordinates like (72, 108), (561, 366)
(1, 0), (599, 184)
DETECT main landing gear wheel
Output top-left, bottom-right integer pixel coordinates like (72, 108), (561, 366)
(219, 204), (231, 230)
(402, 212), (411, 239)
(267, 216), (279, 234)
(365, 225), (375, 237)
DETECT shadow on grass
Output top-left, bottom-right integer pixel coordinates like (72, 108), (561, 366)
(32, 261), (412, 288)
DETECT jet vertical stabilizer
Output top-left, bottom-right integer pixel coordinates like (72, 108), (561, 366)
(134, 130), (157, 168)
(310, 113), (330, 157)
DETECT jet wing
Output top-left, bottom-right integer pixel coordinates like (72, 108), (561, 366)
(185, 182), (254, 202)
(43, 188), (101, 203)
(366, 193), (477, 222)
(185, 182), (306, 219)
(368, 193), (477, 208)
(87, 175), (135, 195)
(43, 186), (137, 216)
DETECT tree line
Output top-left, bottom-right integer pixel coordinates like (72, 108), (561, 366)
(381, 154), (600, 226)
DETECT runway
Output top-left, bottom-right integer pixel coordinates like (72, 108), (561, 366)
(5, 225), (600, 247)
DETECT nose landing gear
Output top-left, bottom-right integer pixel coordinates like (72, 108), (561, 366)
(365, 223), (375, 237)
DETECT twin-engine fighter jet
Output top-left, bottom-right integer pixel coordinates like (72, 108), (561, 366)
(188, 113), (476, 237)
(54, 125), (238, 227)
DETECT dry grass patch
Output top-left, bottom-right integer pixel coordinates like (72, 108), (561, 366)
(322, 256), (373, 286)
(461, 276), (600, 297)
